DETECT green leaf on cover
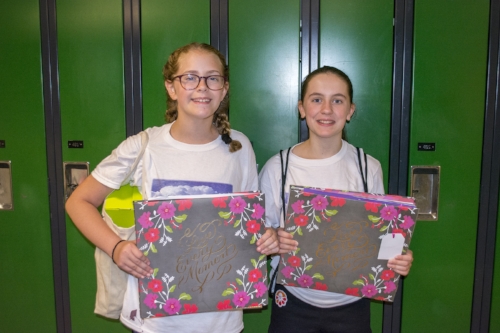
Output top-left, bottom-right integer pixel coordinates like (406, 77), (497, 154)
(251, 259), (257, 268)
(297, 228), (303, 236)
(169, 285), (176, 293)
(250, 235), (256, 245)
(151, 243), (157, 253)
(179, 292), (192, 300)
(368, 215), (381, 223)
(305, 265), (313, 271)
(380, 225), (388, 232)
(219, 211), (231, 219)
(353, 279), (365, 286)
(312, 273), (324, 280)
(314, 215), (321, 222)
(325, 209), (338, 216)
(222, 288), (234, 296)
(165, 225), (173, 233)
(236, 278), (244, 286)
(174, 214), (187, 223)
(369, 274), (375, 281)
(144, 251), (148, 256)
(234, 219), (241, 228)
(153, 268), (159, 278)
(259, 254), (266, 261)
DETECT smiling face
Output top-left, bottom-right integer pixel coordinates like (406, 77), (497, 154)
(299, 72), (355, 144)
(165, 49), (228, 123)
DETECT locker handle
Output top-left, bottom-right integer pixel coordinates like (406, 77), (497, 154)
(63, 162), (89, 200)
(410, 166), (440, 221)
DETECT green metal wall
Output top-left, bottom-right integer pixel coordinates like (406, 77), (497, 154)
(404, 1), (489, 331)
(0, 1), (58, 332)
(57, 0), (128, 331)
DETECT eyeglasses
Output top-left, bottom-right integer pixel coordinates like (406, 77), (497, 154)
(172, 74), (226, 91)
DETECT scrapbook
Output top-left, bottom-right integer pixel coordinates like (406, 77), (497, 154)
(276, 185), (417, 302)
(133, 192), (268, 318)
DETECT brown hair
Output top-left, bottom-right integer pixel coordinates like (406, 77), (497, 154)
(162, 42), (241, 152)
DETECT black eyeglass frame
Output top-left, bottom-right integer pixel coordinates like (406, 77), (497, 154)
(171, 74), (227, 91)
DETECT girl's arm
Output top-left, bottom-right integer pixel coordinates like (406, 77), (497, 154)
(65, 175), (153, 278)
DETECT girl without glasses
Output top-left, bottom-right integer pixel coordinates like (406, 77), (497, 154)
(259, 66), (414, 333)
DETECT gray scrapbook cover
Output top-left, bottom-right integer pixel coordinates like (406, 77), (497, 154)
(134, 192), (268, 318)
(276, 185), (417, 302)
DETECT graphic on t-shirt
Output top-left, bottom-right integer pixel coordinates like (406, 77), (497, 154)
(151, 179), (233, 198)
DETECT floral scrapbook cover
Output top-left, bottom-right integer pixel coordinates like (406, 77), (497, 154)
(276, 185), (417, 302)
(133, 192), (268, 318)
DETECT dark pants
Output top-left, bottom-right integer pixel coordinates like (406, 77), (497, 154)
(268, 284), (371, 333)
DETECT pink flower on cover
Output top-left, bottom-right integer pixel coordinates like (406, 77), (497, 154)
(365, 202), (381, 213)
(345, 287), (360, 297)
(381, 269), (395, 281)
(138, 212), (153, 228)
(311, 195), (328, 210)
(400, 215), (415, 229)
(246, 220), (261, 234)
(313, 282), (328, 291)
(217, 299), (232, 310)
(281, 266), (294, 278)
(164, 298), (181, 315)
(383, 281), (396, 294)
(233, 291), (250, 307)
(291, 200), (305, 214)
(248, 268), (263, 282)
(251, 203), (265, 219)
(294, 215), (308, 227)
(181, 304), (198, 314)
(144, 228), (160, 243)
(158, 202), (176, 219)
(212, 197), (228, 208)
(288, 256), (301, 267)
(361, 284), (378, 297)
(229, 197), (246, 214)
(297, 274), (313, 287)
(330, 197), (346, 207)
(144, 293), (158, 309)
(147, 279), (163, 292)
(380, 206), (398, 221)
(175, 199), (192, 211)
(254, 282), (268, 297)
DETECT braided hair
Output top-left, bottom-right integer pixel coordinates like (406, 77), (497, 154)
(163, 43), (241, 152)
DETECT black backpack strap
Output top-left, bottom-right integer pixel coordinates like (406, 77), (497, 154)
(279, 147), (292, 221)
(356, 147), (368, 193)
(270, 147), (291, 298)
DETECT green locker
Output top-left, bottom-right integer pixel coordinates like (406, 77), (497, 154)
(57, 0), (128, 331)
(492, 202), (500, 331)
(319, 1), (394, 331)
(0, 1), (58, 331)
(404, 0), (489, 331)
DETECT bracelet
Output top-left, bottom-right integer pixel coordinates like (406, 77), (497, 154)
(111, 240), (126, 264)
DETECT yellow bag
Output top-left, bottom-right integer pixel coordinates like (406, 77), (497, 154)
(94, 132), (147, 319)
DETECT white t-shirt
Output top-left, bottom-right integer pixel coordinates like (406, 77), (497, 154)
(93, 123), (258, 333)
(259, 140), (384, 308)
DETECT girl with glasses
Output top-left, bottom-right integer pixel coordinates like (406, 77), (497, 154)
(66, 42), (279, 333)
(259, 66), (414, 333)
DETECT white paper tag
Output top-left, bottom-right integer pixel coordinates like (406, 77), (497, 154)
(378, 233), (405, 260)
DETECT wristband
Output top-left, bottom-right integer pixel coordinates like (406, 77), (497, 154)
(111, 240), (126, 264)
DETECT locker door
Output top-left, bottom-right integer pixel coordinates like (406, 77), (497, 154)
(0, 1), (58, 331)
(404, 1), (489, 331)
(319, 1), (394, 331)
(228, 1), (300, 331)
(493, 204), (500, 331)
(229, 0), (300, 168)
(142, 0), (210, 128)
(56, 0), (129, 331)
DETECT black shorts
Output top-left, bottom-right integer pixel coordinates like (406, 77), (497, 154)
(268, 284), (371, 333)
